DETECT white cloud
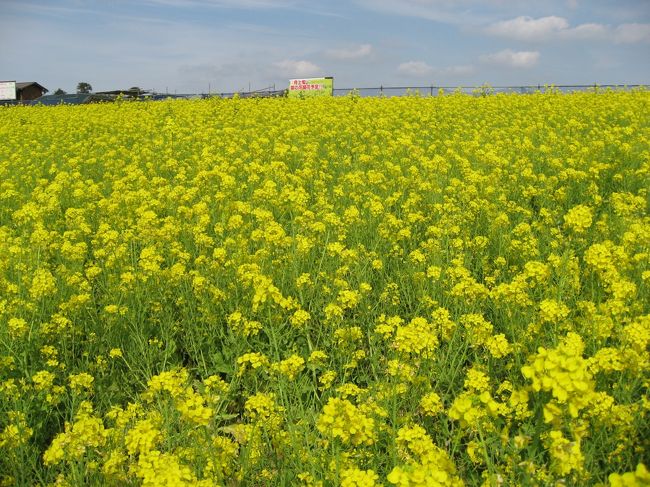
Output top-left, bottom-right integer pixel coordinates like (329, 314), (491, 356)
(485, 16), (650, 43)
(567, 23), (609, 39)
(480, 49), (540, 68)
(485, 16), (568, 41)
(398, 61), (435, 76)
(325, 44), (373, 60)
(614, 23), (650, 44)
(356, 0), (650, 31)
(273, 59), (322, 77)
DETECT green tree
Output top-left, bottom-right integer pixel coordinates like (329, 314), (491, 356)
(76, 82), (92, 94)
(53, 88), (66, 95)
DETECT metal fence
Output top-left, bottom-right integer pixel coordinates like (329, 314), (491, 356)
(197, 83), (648, 99)
(332, 84), (649, 97)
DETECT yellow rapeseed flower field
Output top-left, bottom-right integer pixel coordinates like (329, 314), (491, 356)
(0, 90), (649, 486)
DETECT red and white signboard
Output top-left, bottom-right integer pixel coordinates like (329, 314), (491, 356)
(290, 79), (324, 91)
(288, 77), (333, 97)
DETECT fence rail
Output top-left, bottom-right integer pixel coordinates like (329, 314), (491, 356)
(335, 84), (650, 97)
(196, 83), (649, 99)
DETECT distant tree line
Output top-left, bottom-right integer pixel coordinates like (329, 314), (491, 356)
(52, 83), (94, 95)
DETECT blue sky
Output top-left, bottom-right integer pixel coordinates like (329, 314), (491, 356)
(1, 0), (649, 93)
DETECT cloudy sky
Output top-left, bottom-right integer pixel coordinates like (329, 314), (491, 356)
(1, 0), (649, 94)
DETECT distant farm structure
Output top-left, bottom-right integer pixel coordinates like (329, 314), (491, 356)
(0, 81), (48, 103)
(15, 82), (48, 100)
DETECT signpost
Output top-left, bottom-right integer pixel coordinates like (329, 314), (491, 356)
(0, 81), (17, 100)
(288, 77), (333, 98)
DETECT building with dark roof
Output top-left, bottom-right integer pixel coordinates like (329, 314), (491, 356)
(15, 82), (48, 100)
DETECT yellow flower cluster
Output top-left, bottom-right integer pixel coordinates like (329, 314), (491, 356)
(538, 299), (570, 323)
(317, 397), (376, 446)
(388, 425), (463, 486)
(143, 369), (213, 426)
(609, 464), (650, 487)
(0, 411), (32, 449)
(543, 429), (584, 476)
(340, 467), (381, 487)
(392, 317), (439, 357)
(563, 205), (593, 234)
(522, 333), (594, 419)
(43, 402), (107, 466)
(271, 354), (305, 380)
(419, 392), (443, 416)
